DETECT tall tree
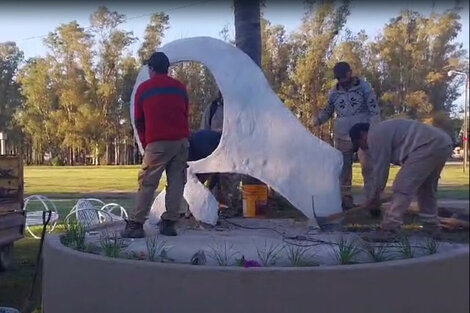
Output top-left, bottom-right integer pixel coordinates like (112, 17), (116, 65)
(117, 55), (139, 164)
(16, 57), (58, 164)
(261, 17), (291, 95)
(90, 6), (136, 164)
(371, 5), (468, 135)
(44, 21), (96, 165)
(289, 0), (351, 141)
(138, 12), (170, 65)
(0, 42), (24, 153)
(332, 29), (369, 77)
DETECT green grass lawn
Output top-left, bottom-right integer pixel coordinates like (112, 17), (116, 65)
(24, 165), (141, 194)
(25, 163), (469, 198)
(20, 163), (469, 221)
(1, 163), (468, 310)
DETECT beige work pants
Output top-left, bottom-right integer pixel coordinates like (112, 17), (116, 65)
(335, 138), (374, 202)
(382, 145), (452, 230)
(130, 139), (189, 224)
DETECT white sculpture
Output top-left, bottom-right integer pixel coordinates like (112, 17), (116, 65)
(130, 37), (343, 227)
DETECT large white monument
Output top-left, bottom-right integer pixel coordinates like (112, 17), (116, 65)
(130, 37), (343, 227)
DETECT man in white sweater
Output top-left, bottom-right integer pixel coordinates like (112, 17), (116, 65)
(314, 62), (381, 211)
(349, 119), (453, 241)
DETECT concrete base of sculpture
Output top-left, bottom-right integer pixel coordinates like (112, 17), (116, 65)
(43, 234), (469, 313)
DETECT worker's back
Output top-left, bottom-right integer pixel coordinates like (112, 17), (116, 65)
(134, 74), (189, 145)
(369, 118), (452, 165)
(188, 130), (222, 161)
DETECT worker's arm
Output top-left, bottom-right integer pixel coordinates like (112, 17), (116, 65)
(314, 92), (335, 127)
(134, 85), (146, 149)
(361, 80), (381, 125)
(368, 131), (392, 200)
(439, 217), (469, 231)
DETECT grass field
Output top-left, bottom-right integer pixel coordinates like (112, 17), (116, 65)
(24, 165), (141, 194)
(19, 163), (469, 220)
(1, 164), (468, 310)
(25, 163), (469, 194)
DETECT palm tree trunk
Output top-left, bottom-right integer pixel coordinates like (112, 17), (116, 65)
(234, 0), (264, 186)
(234, 0), (262, 67)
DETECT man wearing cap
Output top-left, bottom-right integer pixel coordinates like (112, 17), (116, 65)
(349, 119), (453, 241)
(122, 52), (190, 238)
(313, 62), (381, 211)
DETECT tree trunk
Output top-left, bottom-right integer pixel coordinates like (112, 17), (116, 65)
(133, 142), (137, 165)
(94, 144), (100, 166)
(69, 147), (73, 166)
(234, 0), (262, 67)
(234, 0), (264, 186)
(124, 139), (128, 165)
(105, 142), (110, 165)
(114, 137), (119, 165)
(72, 146), (75, 166)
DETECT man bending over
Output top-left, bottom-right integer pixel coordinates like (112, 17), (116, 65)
(349, 119), (453, 241)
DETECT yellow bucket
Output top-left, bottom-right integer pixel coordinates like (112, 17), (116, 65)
(242, 185), (268, 218)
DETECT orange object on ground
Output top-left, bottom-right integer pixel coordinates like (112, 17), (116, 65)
(242, 185), (268, 217)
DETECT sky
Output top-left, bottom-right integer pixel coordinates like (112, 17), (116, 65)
(0, 0), (469, 110)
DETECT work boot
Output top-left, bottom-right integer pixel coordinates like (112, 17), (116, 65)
(121, 220), (145, 238)
(342, 195), (354, 211)
(159, 219), (177, 236)
(366, 198), (382, 218)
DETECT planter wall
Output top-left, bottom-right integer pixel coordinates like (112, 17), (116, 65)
(43, 235), (469, 313)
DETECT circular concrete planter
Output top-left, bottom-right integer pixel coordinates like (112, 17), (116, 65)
(43, 235), (469, 313)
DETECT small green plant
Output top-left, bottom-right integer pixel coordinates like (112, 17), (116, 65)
(208, 241), (239, 266)
(332, 237), (361, 265)
(145, 235), (169, 262)
(256, 241), (284, 266)
(422, 237), (439, 255)
(362, 242), (391, 262)
(397, 235), (414, 259)
(100, 233), (125, 258)
(62, 221), (86, 251)
(286, 244), (317, 267)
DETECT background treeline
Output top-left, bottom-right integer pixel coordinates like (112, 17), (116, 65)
(0, 1), (468, 165)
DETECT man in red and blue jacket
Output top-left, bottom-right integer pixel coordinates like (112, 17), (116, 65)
(122, 52), (189, 238)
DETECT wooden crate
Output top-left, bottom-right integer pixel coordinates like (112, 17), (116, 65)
(0, 155), (24, 246)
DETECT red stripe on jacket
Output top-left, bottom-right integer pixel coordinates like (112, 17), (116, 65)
(134, 74), (190, 148)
